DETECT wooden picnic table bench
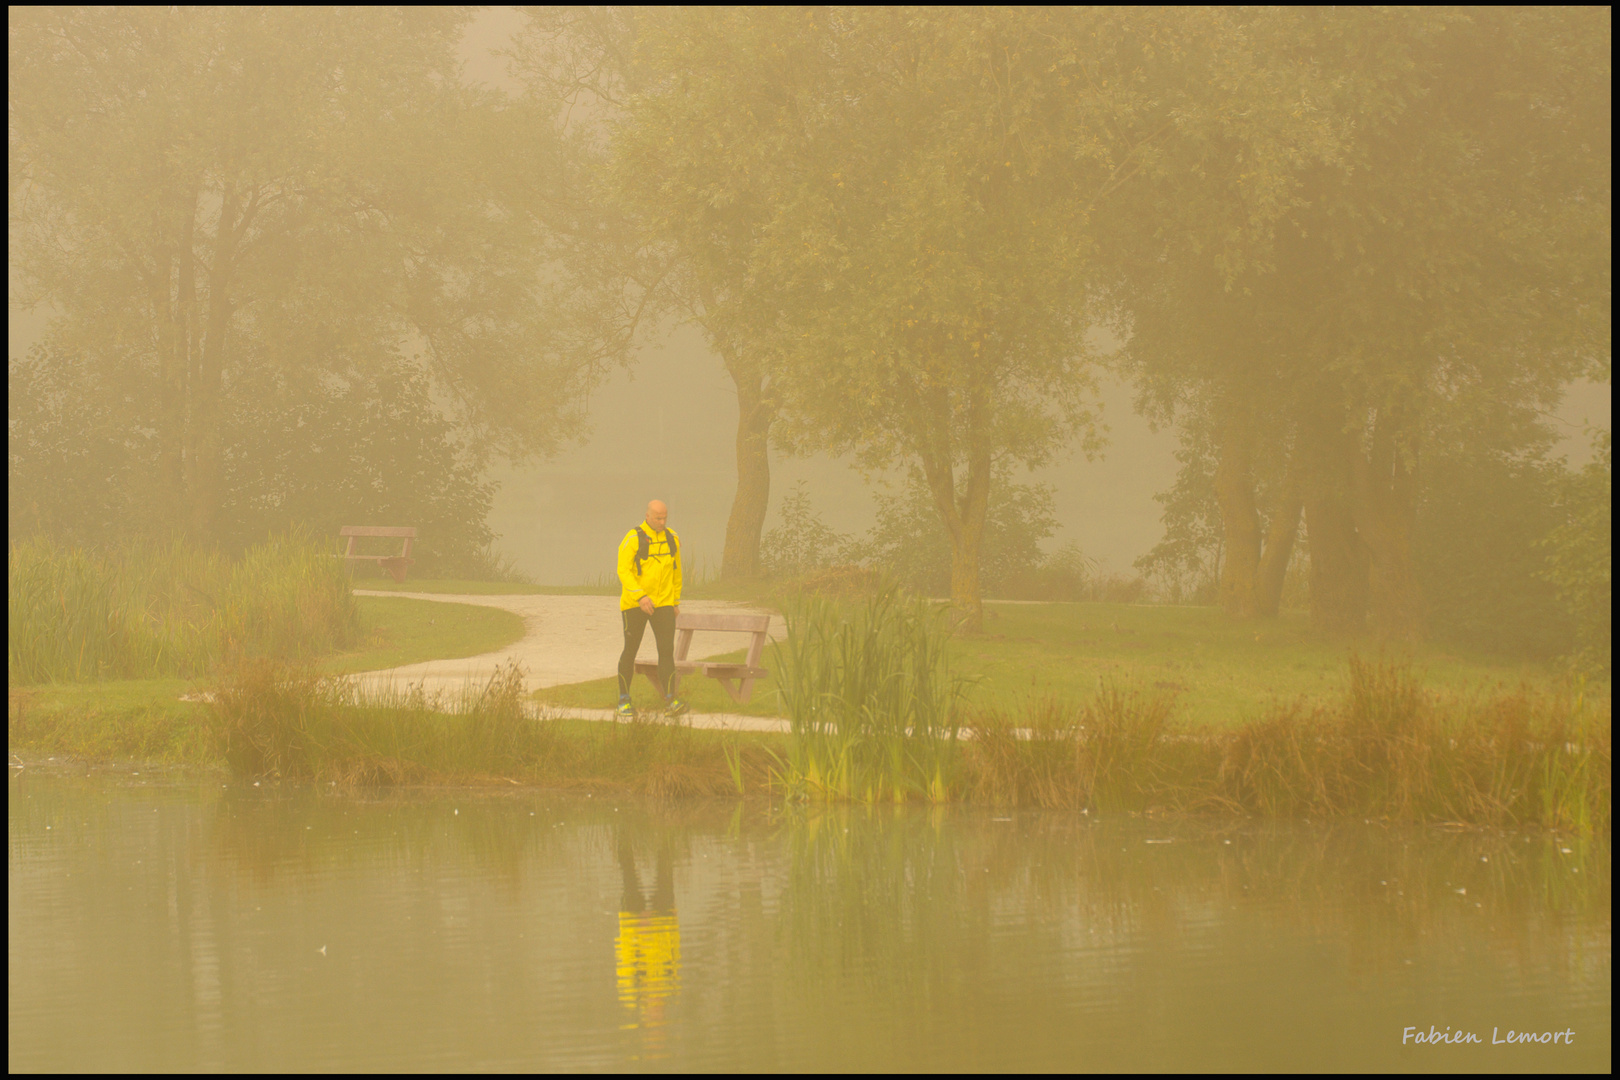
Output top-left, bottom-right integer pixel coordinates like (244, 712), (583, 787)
(339, 525), (416, 583)
(635, 611), (772, 704)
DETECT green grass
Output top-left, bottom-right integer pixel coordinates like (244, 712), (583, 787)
(956, 601), (1583, 727)
(9, 679), (214, 763)
(323, 596), (526, 674)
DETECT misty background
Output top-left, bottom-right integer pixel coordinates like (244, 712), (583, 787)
(459, 7), (1612, 587)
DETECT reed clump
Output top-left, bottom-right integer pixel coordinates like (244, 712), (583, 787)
(8, 531), (361, 684)
(205, 658), (754, 794)
(209, 659), (556, 784)
(960, 656), (1610, 831)
(960, 686), (1183, 811)
(1215, 657), (1610, 829)
(773, 585), (967, 803)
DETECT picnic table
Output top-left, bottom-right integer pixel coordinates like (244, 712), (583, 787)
(339, 525), (416, 583)
(635, 611), (772, 704)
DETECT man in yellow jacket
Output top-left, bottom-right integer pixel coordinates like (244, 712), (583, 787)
(616, 499), (687, 717)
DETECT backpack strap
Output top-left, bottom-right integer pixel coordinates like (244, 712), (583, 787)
(632, 526), (677, 576)
(633, 526), (650, 576)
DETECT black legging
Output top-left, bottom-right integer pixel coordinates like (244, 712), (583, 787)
(619, 605), (677, 698)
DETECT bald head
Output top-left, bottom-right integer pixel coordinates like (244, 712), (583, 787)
(645, 500), (668, 532)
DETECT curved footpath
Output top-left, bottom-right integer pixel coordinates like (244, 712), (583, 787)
(349, 591), (791, 733)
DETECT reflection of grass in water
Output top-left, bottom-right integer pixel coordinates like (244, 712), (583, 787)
(767, 803), (1610, 1031)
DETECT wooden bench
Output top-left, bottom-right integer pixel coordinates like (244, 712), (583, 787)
(634, 611), (772, 704)
(339, 525), (416, 583)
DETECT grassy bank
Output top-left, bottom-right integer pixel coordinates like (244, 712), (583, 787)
(9, 571), (1608, 829)
(8, 593), (524, 760)
(21, 652), (1601, 831)
(958, 660), (1609, 831)
(10, 660), (1607, 830)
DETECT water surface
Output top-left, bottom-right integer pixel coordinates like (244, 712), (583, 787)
(9, 767), (1610, 1071)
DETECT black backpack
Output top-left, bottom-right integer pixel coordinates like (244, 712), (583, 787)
(633, 526), (677, 575)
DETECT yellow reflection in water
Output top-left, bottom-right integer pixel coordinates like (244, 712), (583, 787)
(615, 833), (679, 1058)
(615, 910), (680, 1021)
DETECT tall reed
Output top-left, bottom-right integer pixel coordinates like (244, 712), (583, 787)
(773, 585), (967, 802)
(8, 531), (361, 684)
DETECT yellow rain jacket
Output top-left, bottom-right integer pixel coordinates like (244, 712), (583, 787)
(618, 525), (682, 611)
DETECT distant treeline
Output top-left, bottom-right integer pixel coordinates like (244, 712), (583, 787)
(7, 8), (1610, 663)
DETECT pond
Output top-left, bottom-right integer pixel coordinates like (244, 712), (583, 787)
(8, 766), (1610, 1072)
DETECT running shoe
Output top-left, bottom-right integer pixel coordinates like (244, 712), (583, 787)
(664, 696), (690, 717)
(615, 697), (636, 719)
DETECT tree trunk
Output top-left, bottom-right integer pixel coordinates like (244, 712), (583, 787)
(1303, 493), (1366, 633)
(189, 183), (238, 543)
(157, 186), (199, 524)
(1213, 415), (1262, 617)
(946, 452), (990, 633)
(918, 382), (990, 633)
(1255, 449), (1304, 617)
(151, 230), (183, 523)
(1300, 415), (1368, 633)
(1352, 407), (1422, 639)
(720, 353), (772, 581)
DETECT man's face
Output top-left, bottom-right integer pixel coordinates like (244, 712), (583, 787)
(645, 502), (668, 532)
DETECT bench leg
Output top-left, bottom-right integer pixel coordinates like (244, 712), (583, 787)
(715, 678), (753, 705)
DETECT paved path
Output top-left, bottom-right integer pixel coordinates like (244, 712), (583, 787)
(348, 591), (790, 731)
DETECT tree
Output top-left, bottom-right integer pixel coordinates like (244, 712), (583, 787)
(510, 7), (796, 582)
(9, 7), (602, 546)
(852, 470), (1060, 601)
(9, 344), (496, 568)
(1116, 8), (1611, 636)
(612, 9), (1153, 628)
